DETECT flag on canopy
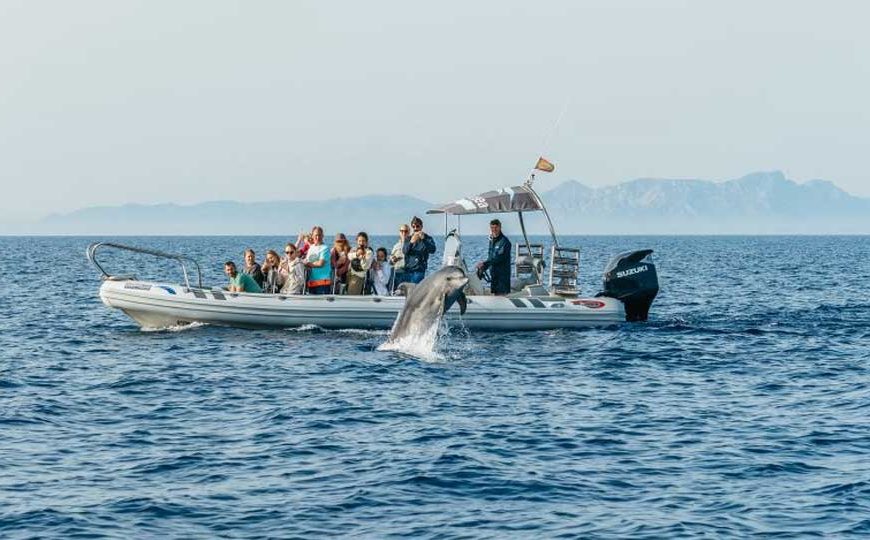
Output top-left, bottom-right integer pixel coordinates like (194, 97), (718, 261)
(534, 156), (555, 173)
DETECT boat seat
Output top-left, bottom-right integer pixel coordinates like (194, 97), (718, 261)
(510, 276), (537, 293)
(104, 275), (136, 281)
(506, 284), (550, 298)
(515, 243), (545, 287)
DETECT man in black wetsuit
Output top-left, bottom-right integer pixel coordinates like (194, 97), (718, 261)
(476, 219), (512, 295)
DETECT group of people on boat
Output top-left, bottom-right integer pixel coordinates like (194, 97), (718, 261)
(223, 216), (513, 296)
(223, 216), (435, 296)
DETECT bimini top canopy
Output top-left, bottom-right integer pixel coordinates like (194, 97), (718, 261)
(427, 186), (543, 216)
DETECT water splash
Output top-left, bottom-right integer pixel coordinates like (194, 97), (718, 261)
(377, 315), (445, 361)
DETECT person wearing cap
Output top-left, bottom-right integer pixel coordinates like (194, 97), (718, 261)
(476, 219), (512, 295)
(401, 216), (437, 284)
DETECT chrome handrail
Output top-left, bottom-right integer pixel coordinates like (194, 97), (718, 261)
(86, 242), (203, 289)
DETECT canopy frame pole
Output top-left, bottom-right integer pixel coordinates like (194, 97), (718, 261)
(525, 183), (559, 291)
(517, 211), (542, 285)
(526, 183), (559, 248)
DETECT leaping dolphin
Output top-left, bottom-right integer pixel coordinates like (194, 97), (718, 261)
(386, 266), (469, 345)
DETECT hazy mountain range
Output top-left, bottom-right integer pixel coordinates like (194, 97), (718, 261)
(23, 171), (870, 235)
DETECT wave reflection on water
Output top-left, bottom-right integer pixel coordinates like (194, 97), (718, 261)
(1, 235), (869, 538)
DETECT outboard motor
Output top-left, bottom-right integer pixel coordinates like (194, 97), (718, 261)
(598, 249), (659, 322)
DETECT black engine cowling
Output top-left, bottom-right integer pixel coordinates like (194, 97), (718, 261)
(597, 249), (659, 322)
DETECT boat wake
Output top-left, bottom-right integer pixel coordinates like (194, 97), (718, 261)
(286, 325), (387, 337)
(140, 321), (206, 333)
(336, 328), (389, 337)
(287, 324), (326, 333)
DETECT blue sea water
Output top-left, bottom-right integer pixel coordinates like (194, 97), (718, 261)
(1, 235), (869, 538)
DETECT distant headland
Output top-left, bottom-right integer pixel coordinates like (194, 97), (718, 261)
(20, 171), (870, 235)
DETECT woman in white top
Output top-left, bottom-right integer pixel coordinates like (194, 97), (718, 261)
(280, 243), (305, 295)
(372, 247), (392, 296)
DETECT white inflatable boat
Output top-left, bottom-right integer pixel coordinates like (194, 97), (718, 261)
(95, 277), (626, 330)
(89, 182), (659, 331)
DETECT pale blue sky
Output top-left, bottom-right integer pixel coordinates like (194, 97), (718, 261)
(1, 0), (868, 223)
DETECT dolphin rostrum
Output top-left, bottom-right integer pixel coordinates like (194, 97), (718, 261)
(386, 266), (469, 345)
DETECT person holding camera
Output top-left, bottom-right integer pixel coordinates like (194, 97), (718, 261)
(330, 233), (351, 294)
(347, 231), (374, 295)
(401, 216), (436, 284)
(390, 223), (409, 288)
(372, 247), (392, 296)
(475, 218), (512, 295)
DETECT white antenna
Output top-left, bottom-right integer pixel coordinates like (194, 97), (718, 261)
(527, 98), (570, 187)
(540, 98), (570, 156)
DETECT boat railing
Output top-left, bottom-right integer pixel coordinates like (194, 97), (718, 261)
(86, 242), (203, 289)
(549, 246), (580, 296)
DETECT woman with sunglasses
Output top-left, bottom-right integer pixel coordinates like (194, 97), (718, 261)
(280, 243), (305, 295)
(390, 224), (409, 289)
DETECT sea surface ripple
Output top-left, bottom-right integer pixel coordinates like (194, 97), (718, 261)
(1, 235), (868, 538)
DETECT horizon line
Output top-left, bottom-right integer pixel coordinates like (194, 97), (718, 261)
(33, 170), (868, 222)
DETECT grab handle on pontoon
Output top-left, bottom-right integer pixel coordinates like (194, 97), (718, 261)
(86, 242), (203, 289)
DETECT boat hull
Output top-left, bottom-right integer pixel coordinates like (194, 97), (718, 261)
(99, 280), (625, 331)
